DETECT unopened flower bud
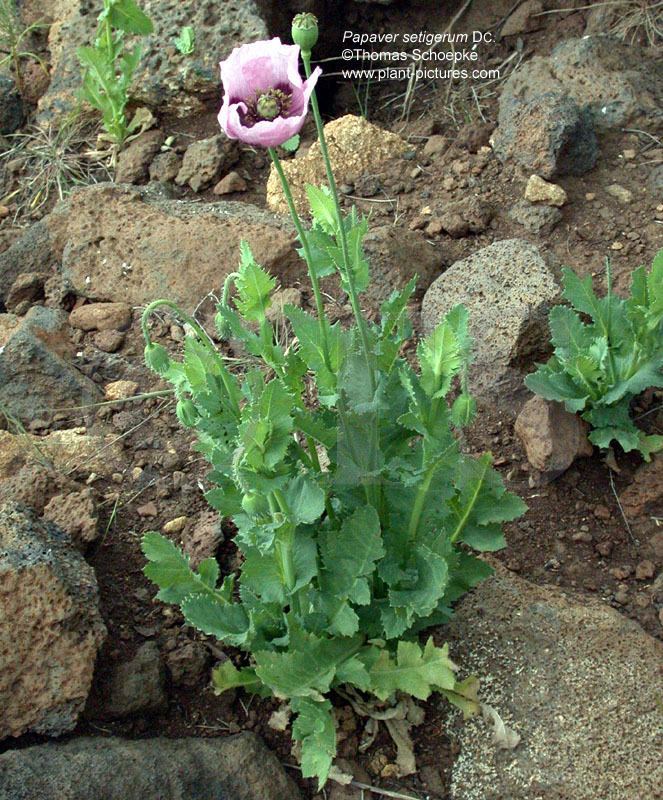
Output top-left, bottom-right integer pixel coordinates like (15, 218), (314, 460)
(176, 398), (199, 428)
(292, 12), (318, 53)
(144, 342), (170, 375)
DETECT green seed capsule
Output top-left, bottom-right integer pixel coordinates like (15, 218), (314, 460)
(291, 12), (318, 53)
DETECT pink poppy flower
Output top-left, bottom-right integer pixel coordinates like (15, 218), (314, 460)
(218, 38), (321, 148)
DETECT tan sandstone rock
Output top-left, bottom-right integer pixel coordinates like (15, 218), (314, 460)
(266, 115), (408, 215)
(515, 395), (593, 479)
(0, 503), (106, 738)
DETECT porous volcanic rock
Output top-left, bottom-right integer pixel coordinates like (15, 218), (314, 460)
(0, 503), (106, 739)
(421, 240), (559, 401)
(38, 0), (270, 121)
(0, 306), (101, 422)
(0, 732), (301, 800)
(446, 564), (663, 800)
(59, 183), (302, 310)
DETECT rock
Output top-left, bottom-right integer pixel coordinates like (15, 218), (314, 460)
(0, 462), (78, 512)
(182, 511), (223, 569)
(438, 197), (493, 237)
(0, 732), (301, 800)
(165, 640), (210, 688)
(149, 150), (182, 182)
(69, 302), (133, 331)
(606, 184), (633, 204)
(39, 1), (270, 121)
(104, 380), (139, 401)
(423, 135), (447, 157)
(361, 224), (443, 305)
(635, 560), (655, 581)
(515, 396), (593, 480)
(43, 488), (98, 548)
(175, 135), (240, 192)
(0, 503), (105, 738)
(620, 456), (662, 518)
(97, 642), (167, 719)
(497, 36), (662, 131)
(59, 184), (301, 311)
(214, 171), (248, 195)
(93, 330), (125, 353)
(508, 200), (562, 234)
(265, 287), (303, 324)
(0, 306), (101, 422)
(5, 272), (48, 312)
(446, 563), (663, 800)
(115, 129), (166, 184)
(500, 0), (543, 36)
(493, 91), (598, 178)
(421, 240), (559, 400)
(0, 316), (19, 353)
(37, 427), (124, 477)
(163, 515), (187, 534)
(0, 74), (23, 134)
(0, 204), (68, 303)
(524, 174), (567, 207)
(266, 115), (408, 215)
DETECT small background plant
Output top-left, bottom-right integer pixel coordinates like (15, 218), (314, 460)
(526, 250), (663, 460)
(173, 25), (195, 56)
(0, 0), (47, 97)
(77, 0), (153, 150)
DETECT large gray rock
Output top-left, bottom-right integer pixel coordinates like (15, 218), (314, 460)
(0, 306), (101, 422)
(0, 732), (302, 800)
(446, 564), (663, 800)
(0, 503), (106, 739)
(499, 35), (662, 131)
(59, 183), (303, 309)
(421, 240), (559, 401)
(39, 0), (269, 120)
(493, 91), (598, 178)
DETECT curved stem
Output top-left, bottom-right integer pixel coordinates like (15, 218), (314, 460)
(141, 299), (240, 419)
(268, 147), (333, 375)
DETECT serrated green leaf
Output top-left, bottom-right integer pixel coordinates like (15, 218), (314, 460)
(174, 25), (195, 54)
(142, 532), (203, 604)
(306, 185), (337, 233)
(255, 632), (361, 698)
(418, 305), (467, 398)
(212, 661), (265, 695)
(319, 506), (384, 636)
(291, 697), (336, 789)
(284, 474), (325, 524)
(108, 0), (153, 34)
(181, 593), (250, 647)
(234, 242), (276, 323)
(548, 305), (594, 357)
(198, 558), (220, 588)
(368, 637), (457, 701)
(525, 364), (589, 412)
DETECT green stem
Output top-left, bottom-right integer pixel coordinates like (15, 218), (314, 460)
(301, 51), (376, 396)
(267, 147), (333, 375)
(407, 461), (436, 541)
(449, 458), (490, 544)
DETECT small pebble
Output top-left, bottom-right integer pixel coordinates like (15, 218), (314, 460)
(137, 501), (158, 518)
(163, 515), (188, 534)
(635, 560), (655, 581)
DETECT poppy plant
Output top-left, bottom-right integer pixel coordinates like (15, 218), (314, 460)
(218, 37), (321, 148)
